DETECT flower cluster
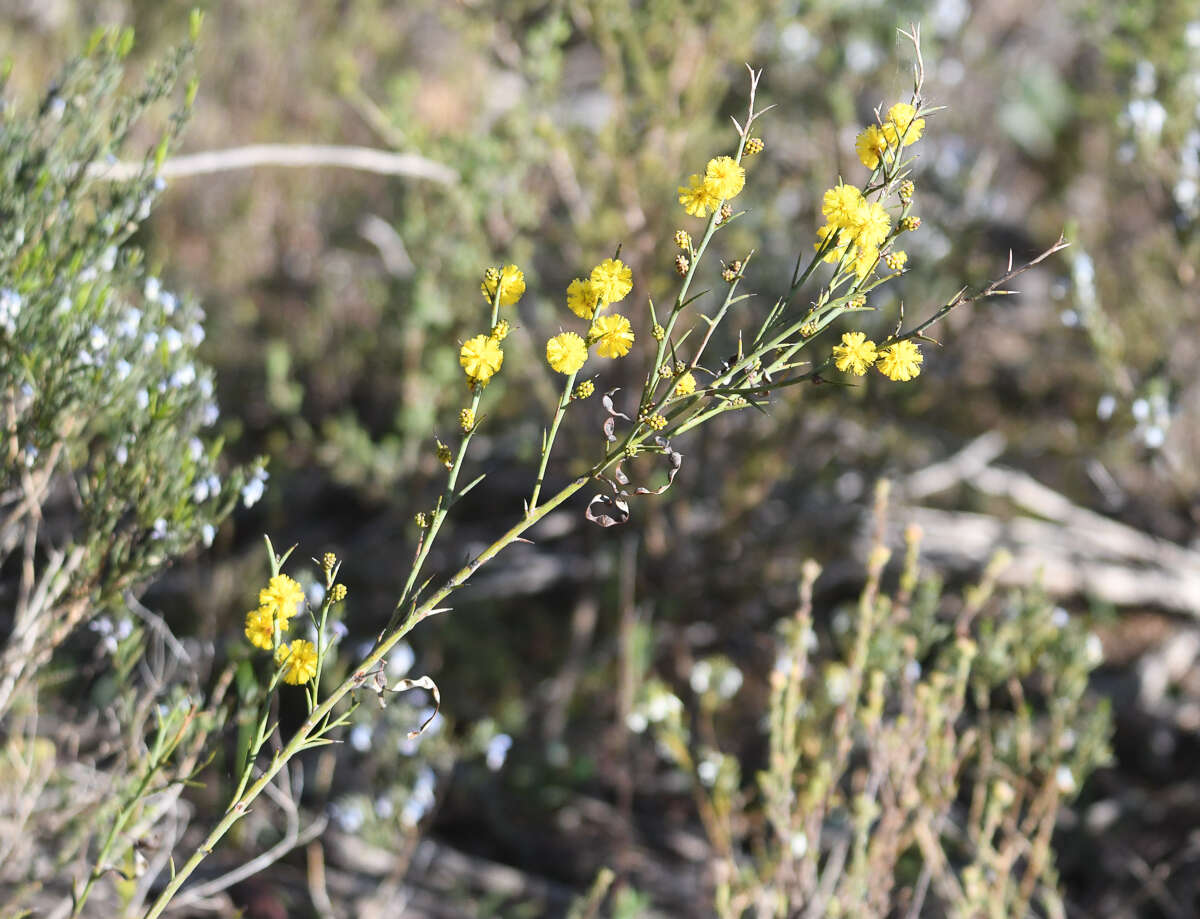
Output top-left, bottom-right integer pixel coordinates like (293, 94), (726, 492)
(678, 155), (746, 218)
(545, 257), (636, 377)
(813, 99), (929, 384)
(832, 331), (924, 382)
(460, 264), (525, 387)
(855, 102), (926, 171)
(244, 574), (304, 650)
(815, 183), (892, 279)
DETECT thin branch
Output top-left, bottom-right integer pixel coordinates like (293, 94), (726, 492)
(165, 779), (328, 911)
(901, 235), (1069, 342)
(88, 143), (458, 185)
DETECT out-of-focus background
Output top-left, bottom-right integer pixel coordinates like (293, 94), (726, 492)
(3, 0), (1199, 915)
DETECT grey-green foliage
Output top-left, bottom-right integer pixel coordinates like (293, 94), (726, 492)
(636, 486), (1112, 917)
(0, 23), (251, 715)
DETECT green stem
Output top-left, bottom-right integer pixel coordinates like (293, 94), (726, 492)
(141, 465), (605, 919)
(394, 283), (505, 614)
(528, 369), (577, 513)
(76, 711), (193, 916)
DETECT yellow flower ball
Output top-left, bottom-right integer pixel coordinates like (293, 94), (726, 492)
(832, 331), (878, 376)
(674, 371), (697, 397)
(877, 339), (924, 381)
(852, 201), (891, 251)
(244, 607), (280, 650)
(855, 124), (888, 170)
(704, 155), (745, 200)
(592, 314), (635, 359)
(275, 639), (319, 685)
(885, 102), (925, 146)
(259, 574), (304, 623)
(546, 331), (588, 375)
(480, 264), (526, 306)
(590, 258), (633, 305)
(822, 183), (867, 230)
(459, 334), (504, 384)
(566, 278), (598, 319)
(852, 246), (880, 280)
(678, 173), (720, 218)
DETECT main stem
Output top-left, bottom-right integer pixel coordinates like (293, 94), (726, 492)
(142, 470), (592, 918)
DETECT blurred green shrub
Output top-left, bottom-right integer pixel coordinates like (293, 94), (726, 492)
(637, 482), (1111, 916)
(0, 23), (253, 914)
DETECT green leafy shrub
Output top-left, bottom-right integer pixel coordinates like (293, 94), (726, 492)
(0, 21), (255, 917)
(638, 481), (1111, 916)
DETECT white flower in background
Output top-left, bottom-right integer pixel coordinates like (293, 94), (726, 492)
(486, 733), (513, 772)
(0, 288), (22, 333)
(349, 723), (373, 752)
(717, 666), (743, 700)
(789, 832), (808, 858)
(689, 659), (712, 694)
(1055, 766), (1077, 795)
(241, 467), (268, 508)
(386, 642), (415, 680)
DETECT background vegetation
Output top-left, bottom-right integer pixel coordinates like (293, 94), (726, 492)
(2, 1), (1198, 916)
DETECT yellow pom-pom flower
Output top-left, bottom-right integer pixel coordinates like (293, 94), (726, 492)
(590, 258), (633, 305)
(855, 124), (889, 170)
(704, 155), (745, 200)
(546, 331), (588, 375)
(822, 183), (867, 230)
(275, 639), (319, 685)
(674, 371), (697, 396)
(815, 223), (855, 264)
(259, 574), (304, 623)
(566, 278), (598, 319)
(678, 173), (720, 218)
(885, 102), (925, 146)
(852, 246), (880, 280)
(832, 331), (878, 376)
(244, 607), (281, 650)
(459, 334), (504, 384)
(592, 314), (635, 359)
(852, 201), (891, 251)
(877, 339), (924, 381)
(480, 264), (526, 307)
